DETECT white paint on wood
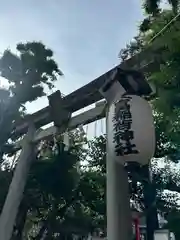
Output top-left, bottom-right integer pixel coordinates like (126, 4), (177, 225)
(0, 124), (36, 240)
(14, 101), (106, 150)
(106, 110), (132, 240)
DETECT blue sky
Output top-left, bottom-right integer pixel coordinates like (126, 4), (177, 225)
(0, 0), (143, 115)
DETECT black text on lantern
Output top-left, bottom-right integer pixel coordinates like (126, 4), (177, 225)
(112, 96), (139, 156)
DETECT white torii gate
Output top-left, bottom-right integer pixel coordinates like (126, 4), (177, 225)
(0, 66), (154, 240)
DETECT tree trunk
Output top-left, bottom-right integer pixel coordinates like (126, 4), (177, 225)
(142, 164), (159, 240)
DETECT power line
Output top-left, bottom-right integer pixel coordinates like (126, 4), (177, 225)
(148, 11), (180, 44)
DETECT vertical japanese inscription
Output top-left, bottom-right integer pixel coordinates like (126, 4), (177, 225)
(112, 96), (139, 156)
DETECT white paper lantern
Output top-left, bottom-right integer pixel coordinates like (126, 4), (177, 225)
(154, 230), (170, 240)
(107, 94), (155, 165)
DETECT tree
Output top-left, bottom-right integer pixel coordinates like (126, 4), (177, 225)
(86, 131), (180, 236)
(6, 140), (77, 239)
(120, 9), (180, 153)
(142, 0), (179, 15)
(140, 0), (179, 35)
(0, 41), (62, 162)
(5, 128), (101, 239)
(0, 42), (63, 240)
(120, 9), (180, 159)
(119, 8), (180, 238)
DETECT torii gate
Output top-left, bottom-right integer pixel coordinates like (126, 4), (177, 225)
(0, 49), (156, 240)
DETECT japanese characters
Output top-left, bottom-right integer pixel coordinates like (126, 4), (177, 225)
(112, 96), (139, 156)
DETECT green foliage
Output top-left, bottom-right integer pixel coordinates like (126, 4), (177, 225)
(30, 143), (79, 199)
(148, 17), (180, 113)
(79, 170), (106, 218)
(0, 87), (10, 132)
(86, 134), (180, 239)
(87, 135), (106, 174)
(0, 41), (63, 164)
(165, 209), (180, 239)
(153, 112), (180, 161)
(9, 141), (81, 239)
(142, 0), (179, 15)
(3, 7), (180, 238)
(11, 132), (100, 239)
(119, 8), (180, 236)
(0, 42), (62, 104)
(119, 10), (180, 160)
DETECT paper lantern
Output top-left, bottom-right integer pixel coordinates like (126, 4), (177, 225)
(154, 230), (170, 240)
(107, 94), (155, 165)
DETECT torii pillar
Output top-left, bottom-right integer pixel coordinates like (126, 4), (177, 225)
(100, 67), (154, 240)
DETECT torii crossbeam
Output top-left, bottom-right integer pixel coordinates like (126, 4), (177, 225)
(0, 50), (155, 240)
